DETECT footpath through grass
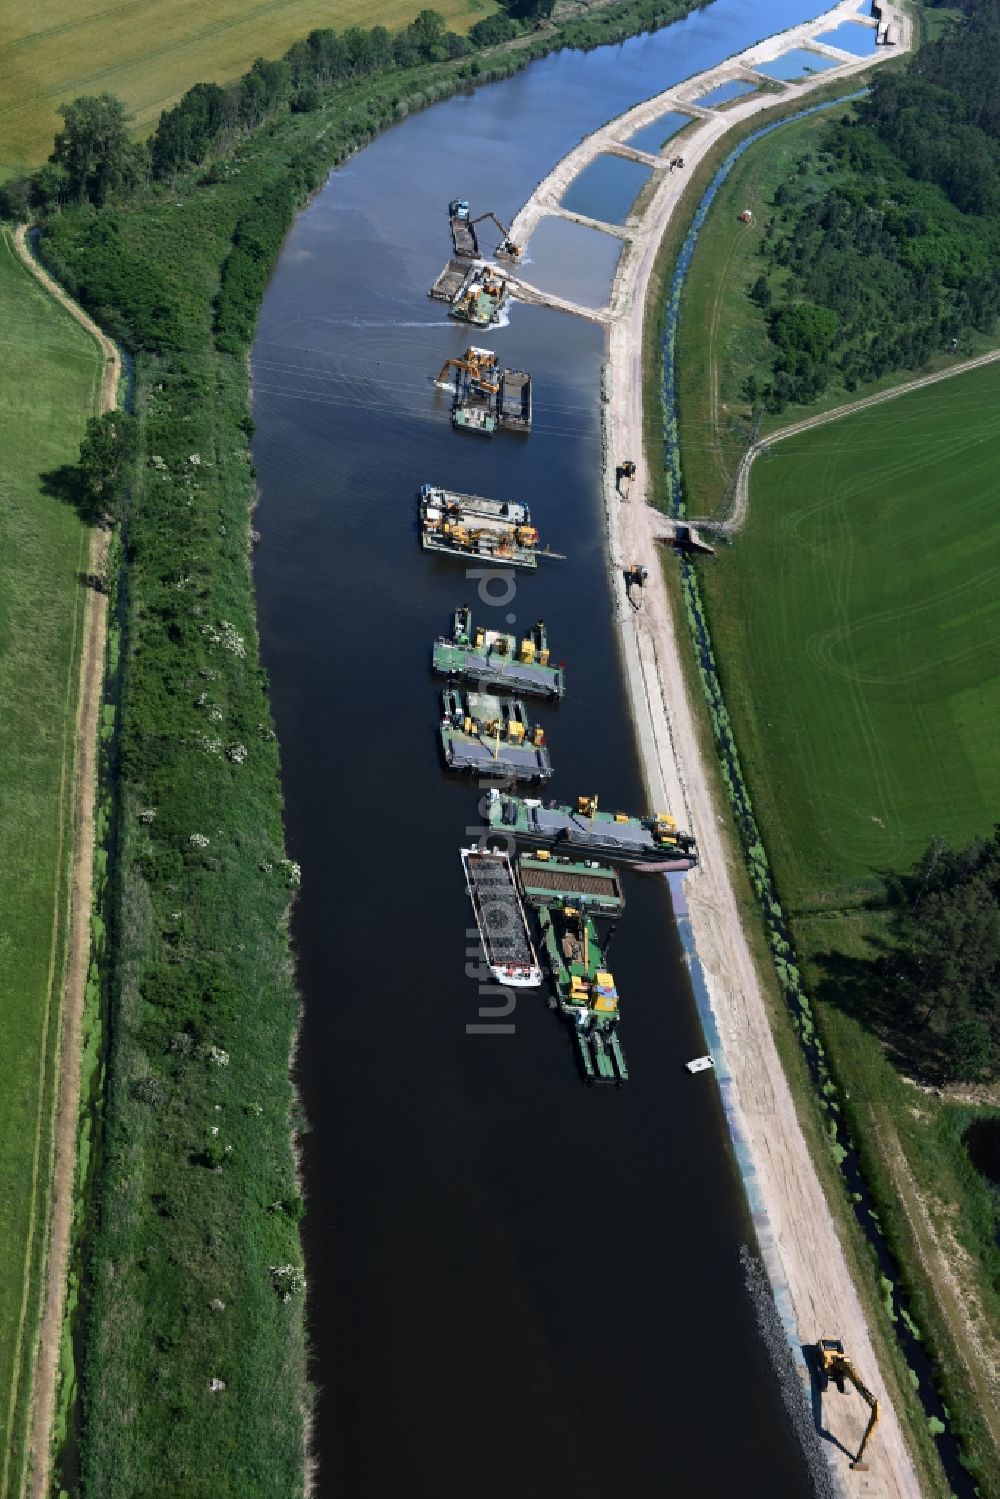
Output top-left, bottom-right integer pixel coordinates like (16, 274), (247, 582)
(0, 229), (102, 1499)
(0, 0), (494, 176)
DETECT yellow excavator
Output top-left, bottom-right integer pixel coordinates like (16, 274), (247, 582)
(470, 210), (522, 259)
(817, 1339), (881, 1471)
(435, 347), (500, 393)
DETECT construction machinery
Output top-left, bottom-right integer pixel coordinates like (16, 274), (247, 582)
(436, 346), (500, 394)
(817, 1339), (881, 1471)
(471, 211), (521, 260)
(448, 199), (522, 260)
(624, 561), (648, 608)
(616, 458), (636, 494)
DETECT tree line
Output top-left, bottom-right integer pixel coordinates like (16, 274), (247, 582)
(748, 0), (1000, 411)
(0, 0), (555, 216)
(861, 829), (1000, 1084)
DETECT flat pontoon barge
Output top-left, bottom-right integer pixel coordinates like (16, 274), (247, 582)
(486, 790), (698, 870)
(432, 606), (565, 701)
(461, 847), (541, 988)
(441, 689), (552, 782)
(419, 486), (564, 569)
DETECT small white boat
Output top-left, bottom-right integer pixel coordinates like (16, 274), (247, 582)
(685, 1055), (714, 1074)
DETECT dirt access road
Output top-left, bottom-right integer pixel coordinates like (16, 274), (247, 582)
(12, 225), (117, 1499)
(503, 2), (925, 1494)
(724, 347), (1000, 532)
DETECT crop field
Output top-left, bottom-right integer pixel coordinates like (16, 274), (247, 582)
(0, 0), (493, 174)
(0, 230), (102, 1498)
(702, 361), (1000, 913)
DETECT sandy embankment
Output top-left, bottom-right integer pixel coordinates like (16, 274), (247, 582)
(502, 4), (925, 1494)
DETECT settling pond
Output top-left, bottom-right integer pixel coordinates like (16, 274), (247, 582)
(251, 3), (842, 1495)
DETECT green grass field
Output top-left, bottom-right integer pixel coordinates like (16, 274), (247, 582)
(703, 362), (1000, 913)
(0, 229), (102, 1499)
(675, 98), (1000, 523)
(0, 0), (493, 175)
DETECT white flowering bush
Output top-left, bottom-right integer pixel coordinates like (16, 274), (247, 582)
(226, 743), (247, 765)
(188, 832), (210, 849)
(208, 1045), (229, 1067)
(279, 859), (301, 888)
(220, 620), (246, 658)
(270, 1264), (305, 1302)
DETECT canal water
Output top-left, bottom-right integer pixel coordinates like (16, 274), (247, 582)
(251, 4), (835, 1495)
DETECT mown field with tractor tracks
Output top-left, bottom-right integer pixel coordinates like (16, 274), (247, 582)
(0, 0), (495, 175)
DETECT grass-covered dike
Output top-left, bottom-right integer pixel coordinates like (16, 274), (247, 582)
(14, 2), (707, 1492)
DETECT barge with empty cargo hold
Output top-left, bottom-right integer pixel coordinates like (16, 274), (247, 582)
(486, 790), (698, 869)
(461, 847), (541, 988)
(440, 688), (552, 782)
(519, 853), (628, 1084)
(433, 607), (565, 701)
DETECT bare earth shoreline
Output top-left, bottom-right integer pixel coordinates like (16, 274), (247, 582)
(506, 3), (923, 1494)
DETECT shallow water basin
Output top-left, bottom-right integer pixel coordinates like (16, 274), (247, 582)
(560, 153), (653, 225)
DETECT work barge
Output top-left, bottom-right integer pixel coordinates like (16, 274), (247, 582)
(436, 346), (532, 435)
(440, 688), (552, 782)
(429, 261), (509, 327)
(433, 607), (565, 701)
(520, 852), (629, 1085)
(486, 791), (698, 871)
(419, 484), (563, 568)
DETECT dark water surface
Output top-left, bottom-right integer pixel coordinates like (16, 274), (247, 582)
(252, 4), (832, 1495)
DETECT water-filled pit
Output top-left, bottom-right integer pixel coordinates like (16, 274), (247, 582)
(560, 152), (653, 224)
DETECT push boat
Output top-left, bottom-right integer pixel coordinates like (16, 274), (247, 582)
(486, 791), (698, 870)
(519, 852), (628, 1084)
(432, 606), (565, 701)
(440, 688), (552, 782)
(461, 847), (542, 988)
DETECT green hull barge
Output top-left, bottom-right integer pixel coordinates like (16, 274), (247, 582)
(486, 790), (698, 871)
(432, 606), (565, 701)
(440, 688), (552, 783)
(519, 852), (628, 1085)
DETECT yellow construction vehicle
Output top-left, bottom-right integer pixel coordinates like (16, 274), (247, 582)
(817, 1339), (881, 1471)
(470, 210), (522, 259)
(435, 347), (500, 393)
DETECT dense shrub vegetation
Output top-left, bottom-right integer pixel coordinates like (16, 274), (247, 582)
(823, 830), (1000, 1084)
(751, 0), (1000, 409)
(12, 1), (705, 1490)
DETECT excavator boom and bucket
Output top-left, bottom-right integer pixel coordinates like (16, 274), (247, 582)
(817, 1339), (881, 1471)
